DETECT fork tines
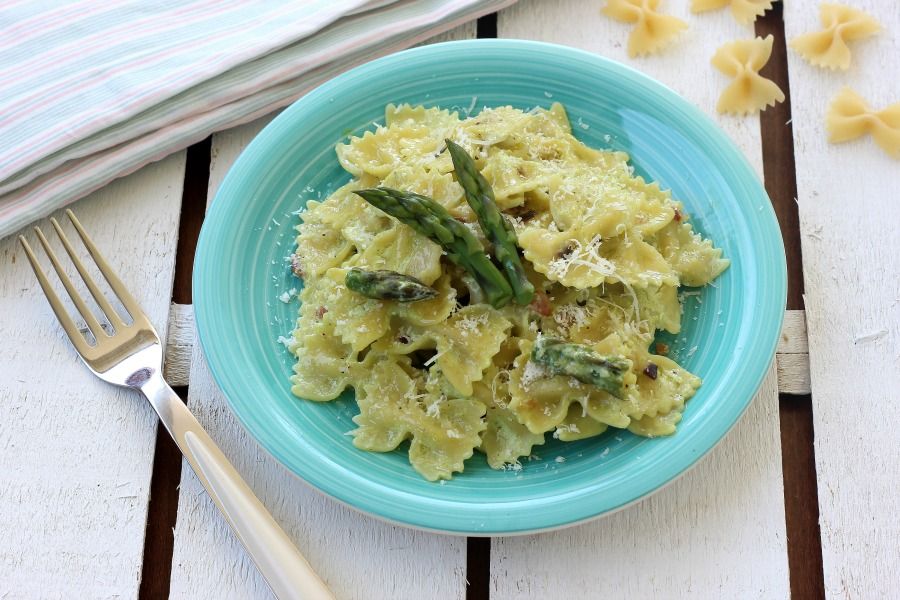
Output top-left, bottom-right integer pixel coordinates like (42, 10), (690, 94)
(19, 210), (143, 354)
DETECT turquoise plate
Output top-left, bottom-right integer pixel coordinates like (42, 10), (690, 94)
(194, 39), (786, 535)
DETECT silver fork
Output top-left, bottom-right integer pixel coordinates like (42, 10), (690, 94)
(20, 210), (334, 600)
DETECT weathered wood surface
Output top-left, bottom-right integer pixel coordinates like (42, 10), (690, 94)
(163, 303), (195, 387)
(778, 309), (811, 394)
(784, 1), (900, 597)
(491, 1), (790, 597)
(0, 153), (186, 598)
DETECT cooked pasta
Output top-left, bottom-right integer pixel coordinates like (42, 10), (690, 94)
(690, 0), (775, 25)
(711, 35), (785, 115)
(826, 87), (900, 159)
(790, 3), (880, 70)
(289, 103), (728, 480)
(601, 0), (688, 58)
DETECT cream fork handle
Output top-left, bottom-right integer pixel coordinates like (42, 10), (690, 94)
(139, 371), (335, 600)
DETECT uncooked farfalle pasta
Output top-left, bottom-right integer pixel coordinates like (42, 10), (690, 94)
(601, 0), (688, 58)
(711, 35), (785, 115)
(790, 3), (881, 71)
(287, 103), (729, 480)
(826, 87), (900, 158)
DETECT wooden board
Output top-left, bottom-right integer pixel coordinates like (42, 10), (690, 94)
(164, 303), (195, 387)
(492, 1), (790, 596)
(0, 153), (186, 597)
(778, 310), (811, 395)
(783, 2), (900, 597)
(168, 24), (476, 600)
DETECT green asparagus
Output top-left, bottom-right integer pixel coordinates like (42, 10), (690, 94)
(345, 268), (437, 302)
(354, 187), (513, 308)
(445, 139), (535, 306)
(531, 336), (630, 398)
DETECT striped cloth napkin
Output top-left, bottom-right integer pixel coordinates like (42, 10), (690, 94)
(0, 0), (514, 239)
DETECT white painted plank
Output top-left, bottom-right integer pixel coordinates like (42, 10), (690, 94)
(778, 309), (808, 355)
(776, 353), (811, 396)
(164, 303), (195, 387)
(169, 24), (475, 600)
(493, 1), (789, 597)
(0, 153), (186, 597)
(784, 1), (900, 597)
(777, 310), (810, 395)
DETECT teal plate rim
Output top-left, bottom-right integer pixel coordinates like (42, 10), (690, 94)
(194, 39), (787, 535)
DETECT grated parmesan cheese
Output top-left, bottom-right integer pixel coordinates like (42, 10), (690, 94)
(465, 95), (477, 116)
(547, 235), (640, 318)
(552, 423), (580, 439)
(547, 235), (615, 282)
(424, 350), (445, 367)
(553, 302), (594, 332)
(424, 401), (441, 418)
(520, 360), (550, 388)
(490, 369), (511, 406)
(456, 312), (489, 335)
(278, 288), (298, 303)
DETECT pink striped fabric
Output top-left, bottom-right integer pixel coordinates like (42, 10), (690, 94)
(0, 0), (515, 239)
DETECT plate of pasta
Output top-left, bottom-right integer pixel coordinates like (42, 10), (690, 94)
(193, 39), (786, 534)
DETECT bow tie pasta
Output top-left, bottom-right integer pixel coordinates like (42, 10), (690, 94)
(826, 87), (900, 159)
(789, 3), (880, 71)
(288, 103), (728, 480)
(712, 35), (785, 115)
(602, 0), (688, 57)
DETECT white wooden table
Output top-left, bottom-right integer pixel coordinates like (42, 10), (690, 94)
(2, 2), (898, 598)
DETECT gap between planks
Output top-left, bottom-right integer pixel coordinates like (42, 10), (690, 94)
(755, 6), (825, 597)
(164, 305), (811, 394)
(139, 137), (213, 600)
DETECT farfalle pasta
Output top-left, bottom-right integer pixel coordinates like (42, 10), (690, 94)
(826, 87), (900, 159)
(711, 35), (785, 115)
(690, 0), (775, 25)
(289, 103), (728, 480)
(790, 3), (880, 71)
(601, 0), (688, 58)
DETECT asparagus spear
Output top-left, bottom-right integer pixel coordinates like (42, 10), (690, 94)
(354, 187), (513, 308)
(445, 139), (535, 305)
(344, 268), (437, 302)
(531, 336), (630, 398)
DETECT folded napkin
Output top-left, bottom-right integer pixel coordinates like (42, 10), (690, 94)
(0, 0), (514, 239)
